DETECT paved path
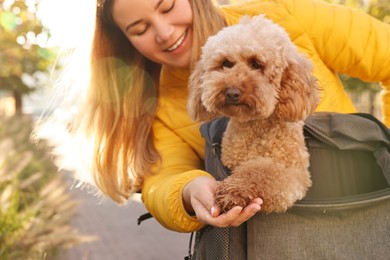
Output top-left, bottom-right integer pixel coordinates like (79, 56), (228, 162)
(59, 173), (190, 260)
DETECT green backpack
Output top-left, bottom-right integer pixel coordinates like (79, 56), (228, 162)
(191, 112), (390, 260)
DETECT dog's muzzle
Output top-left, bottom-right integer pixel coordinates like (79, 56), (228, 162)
(225, 87), (241, 104)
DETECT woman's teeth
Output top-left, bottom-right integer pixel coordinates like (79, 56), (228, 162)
(167, 31), (187, 52)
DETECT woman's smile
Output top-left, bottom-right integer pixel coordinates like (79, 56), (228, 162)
(166, 29), (188, 52)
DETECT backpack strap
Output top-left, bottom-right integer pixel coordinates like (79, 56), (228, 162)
(200, 117), (231, 181)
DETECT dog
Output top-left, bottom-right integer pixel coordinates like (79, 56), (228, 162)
(187, 15), (319, 213)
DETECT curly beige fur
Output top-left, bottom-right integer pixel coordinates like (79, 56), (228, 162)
(188, 15), (320, 213)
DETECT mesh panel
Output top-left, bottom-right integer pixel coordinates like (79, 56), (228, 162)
(193, 226), (230, 260)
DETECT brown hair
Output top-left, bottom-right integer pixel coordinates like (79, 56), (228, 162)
(79, 0), (226, 203)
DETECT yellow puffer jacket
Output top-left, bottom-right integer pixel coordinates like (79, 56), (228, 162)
(142, 0), (390, 232)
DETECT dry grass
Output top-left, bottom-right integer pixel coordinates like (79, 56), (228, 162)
(0, 115), (95, 260)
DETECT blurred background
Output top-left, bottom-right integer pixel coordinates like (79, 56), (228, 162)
(0, 0), (389, 259)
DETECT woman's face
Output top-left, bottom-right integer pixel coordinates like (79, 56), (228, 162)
(112, 0), (193, 69)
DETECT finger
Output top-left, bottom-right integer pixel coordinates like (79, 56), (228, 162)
(197, 199), (262, 227)
(210, 206), (220, 217)
(195, 177), (219, 213)
(192, 198), (213, 221)
(252, 197), (263, 205)
(204, 206), (243, 227)
(229, 202), (261, 227)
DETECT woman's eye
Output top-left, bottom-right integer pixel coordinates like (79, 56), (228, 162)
(136, 26), (148, 36)
(222, 59), (234, 68)
(162, 1), (175, 13)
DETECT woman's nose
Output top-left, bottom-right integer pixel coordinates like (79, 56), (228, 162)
(155, 22), (174, 44)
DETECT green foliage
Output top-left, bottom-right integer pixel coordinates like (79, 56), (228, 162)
(0, 0), (59, 113)
(367, 0), (390, 23)
(326, 0), (390, 23)
(0, 116), (95, 260)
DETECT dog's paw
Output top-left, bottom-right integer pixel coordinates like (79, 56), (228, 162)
(214, 180), (255, 213)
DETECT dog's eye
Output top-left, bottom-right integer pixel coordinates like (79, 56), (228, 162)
(222, 59), (234, 69)
(249, 59), (264, 71)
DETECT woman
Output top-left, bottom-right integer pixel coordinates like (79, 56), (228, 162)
(77, 0), (390, 233)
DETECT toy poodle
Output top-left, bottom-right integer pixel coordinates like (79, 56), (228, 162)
(187, 15), (319, 213)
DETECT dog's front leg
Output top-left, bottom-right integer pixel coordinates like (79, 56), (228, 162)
(214, 157), (311, 214)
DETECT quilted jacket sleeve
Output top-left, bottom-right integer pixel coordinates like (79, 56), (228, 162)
(141, 118), (212, 232)
(286, 0), (390, 125)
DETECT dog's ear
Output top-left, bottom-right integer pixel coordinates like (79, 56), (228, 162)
(274, 53), (319, 121)
(187, 60), (218, 121)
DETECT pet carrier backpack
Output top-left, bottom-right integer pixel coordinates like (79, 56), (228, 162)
(191, 112), (390, 260)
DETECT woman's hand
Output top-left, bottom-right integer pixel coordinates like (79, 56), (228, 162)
(182, 176), (263, 227)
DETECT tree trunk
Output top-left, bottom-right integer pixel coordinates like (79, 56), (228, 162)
(13, 89), (23, 115)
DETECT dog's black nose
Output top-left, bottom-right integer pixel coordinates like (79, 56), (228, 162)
(225, 87), (241, 103)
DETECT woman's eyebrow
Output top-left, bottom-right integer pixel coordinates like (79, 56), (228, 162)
(125, 0), (164, 32)
(155, 0), (164, 10)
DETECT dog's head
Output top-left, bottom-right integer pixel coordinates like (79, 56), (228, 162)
(187, 15), (319, 122)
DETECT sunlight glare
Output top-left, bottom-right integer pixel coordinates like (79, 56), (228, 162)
(37, 0), (96, 49)
(33, 0), (97, 187)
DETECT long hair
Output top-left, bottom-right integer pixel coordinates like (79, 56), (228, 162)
(79, 0), (226, 203)
(191, 0), (226, 67)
